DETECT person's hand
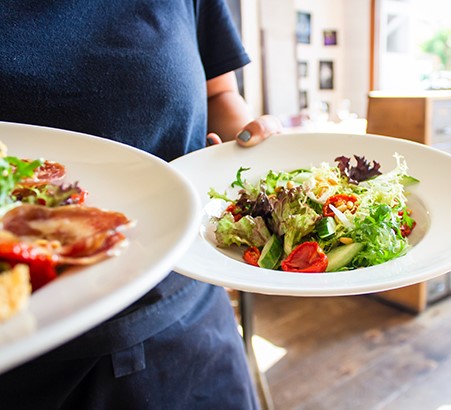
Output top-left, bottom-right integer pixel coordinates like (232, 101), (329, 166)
(235, 115), (283, 147)
(206, 115), (283, 147)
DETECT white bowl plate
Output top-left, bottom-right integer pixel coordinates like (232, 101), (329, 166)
(0, 122), (201, 374)
(171, 132), (451, 297)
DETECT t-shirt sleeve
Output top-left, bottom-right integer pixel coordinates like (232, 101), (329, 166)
(195, 0), (251, 80)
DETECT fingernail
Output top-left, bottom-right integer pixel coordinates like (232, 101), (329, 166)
(237, 130), (251, 143)
(206, 137), (215, 146)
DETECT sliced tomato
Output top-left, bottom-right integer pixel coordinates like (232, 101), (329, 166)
(281, 241), (328, 273)
(0, 240), (58, 291)
(323, 194), (358, 217)
(243, 246), (261, 267)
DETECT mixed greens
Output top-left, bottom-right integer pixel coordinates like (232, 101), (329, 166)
(0, 156), (85, 210)
(208, 154), (419, 273)
(0, 155), (42, 207)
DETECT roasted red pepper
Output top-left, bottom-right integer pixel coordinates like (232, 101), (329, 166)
(281, 241), (328, 273)
(243, 246), (261, 267)
(323, 194), (358, 217)
(0, 240), (58, 291)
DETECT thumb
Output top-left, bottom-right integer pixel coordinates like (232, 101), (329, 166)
(235, 115), (283, 147)
(206, 133), (223, 146)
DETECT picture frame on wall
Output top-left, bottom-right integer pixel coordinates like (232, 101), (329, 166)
(299, 90), (308, 110)
(319, 61), (334, 90)
(296, 11), (311, 44)
(321, 101), (331, 115)
(323, 30), (338, 46)
(298, 61), (308, 78)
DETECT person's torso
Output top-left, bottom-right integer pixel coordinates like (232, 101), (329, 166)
(0, 0), (207, 161)
(0, 0), (250, 328)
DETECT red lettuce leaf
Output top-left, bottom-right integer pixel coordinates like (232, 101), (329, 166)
(335, 155), (382, 184)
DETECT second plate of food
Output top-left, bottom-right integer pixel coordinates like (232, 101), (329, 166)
(0, 122), (201, 374)
(171, 132), (451, 297)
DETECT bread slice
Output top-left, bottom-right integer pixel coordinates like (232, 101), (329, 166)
(0, 264), (31, 321)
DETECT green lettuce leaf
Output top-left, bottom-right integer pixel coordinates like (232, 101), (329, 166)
(270, 188), (319, 255)
(215, 213), (271, 248)
(350, 203), (409, 267)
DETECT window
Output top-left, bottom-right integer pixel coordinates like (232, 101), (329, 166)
(373, 0), (451, 90)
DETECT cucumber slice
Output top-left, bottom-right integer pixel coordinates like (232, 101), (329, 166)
(316, 217), (336, 239)
(326, 242), (364, 272)
(258, 234), (283, 269)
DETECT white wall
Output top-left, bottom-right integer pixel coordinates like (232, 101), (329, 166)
(342, 0), (371, 118)
(241, 0), (264, 116)
(259, 0), (298, 116)
(294, 0), (345, 120)
(255, 0), (371, 120)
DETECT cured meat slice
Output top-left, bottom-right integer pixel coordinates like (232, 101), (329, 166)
(19, 160), (66, 186)
(2, 204), (133, 265)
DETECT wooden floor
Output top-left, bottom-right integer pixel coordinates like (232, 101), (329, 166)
(252, 293), (451, 410)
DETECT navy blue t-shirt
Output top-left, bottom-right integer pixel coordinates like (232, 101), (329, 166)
(0, 0), (249, 161)
(0, 1), (250, 351)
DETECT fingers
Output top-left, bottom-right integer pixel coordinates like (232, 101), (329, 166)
(207, 115), (283, 148)
(235, 115), (283, 147)
(206, 133), (223, 146)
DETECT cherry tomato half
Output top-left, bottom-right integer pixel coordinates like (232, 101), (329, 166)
(323, 194), (358, 217)
(398, 209), (416, 237)
(400, 222), (416, 237)
(226, 203), (243, 222)
(281, 241), (328, 273)
(243, 246), (261, 267)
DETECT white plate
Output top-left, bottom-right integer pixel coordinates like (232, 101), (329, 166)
(171, 132), (451, 297)
(0, 122), (201, 374)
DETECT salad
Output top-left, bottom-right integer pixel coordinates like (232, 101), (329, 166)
(0, 142), (133, 321)
(208, 154), (419, 273)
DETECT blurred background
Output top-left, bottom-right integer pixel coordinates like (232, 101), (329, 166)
(229, 0), (451, 139)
